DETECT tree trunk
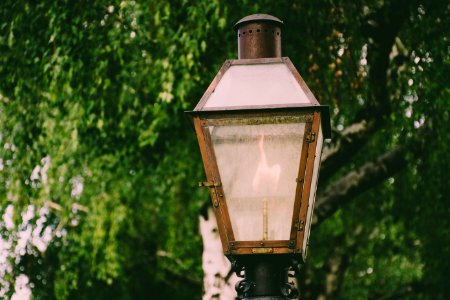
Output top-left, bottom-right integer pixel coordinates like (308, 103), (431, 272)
(200, 208), (238, 300)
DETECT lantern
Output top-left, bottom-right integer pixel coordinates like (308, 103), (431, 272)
(187, 14), (331, 299)
(191, 56), (330, 261)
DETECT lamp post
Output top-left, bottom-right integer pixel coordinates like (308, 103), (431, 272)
(188, 14), (331, 299)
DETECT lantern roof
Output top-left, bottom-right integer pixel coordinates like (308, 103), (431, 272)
(191, 57), (331, 138)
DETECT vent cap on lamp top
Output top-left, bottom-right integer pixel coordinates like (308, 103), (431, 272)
(234, 14), (284, 59)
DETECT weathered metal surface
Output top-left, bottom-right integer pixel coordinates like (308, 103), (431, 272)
(295, 111), (322, 261)
(233, 255), (298, 299)
(234, 14), (283, 59)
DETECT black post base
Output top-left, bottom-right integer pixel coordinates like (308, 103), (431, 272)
(232, 255), (299, 300)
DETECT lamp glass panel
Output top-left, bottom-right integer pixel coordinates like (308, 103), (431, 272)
(302, 125), (323, 255)
(203, 63), (311, 109)
(208, 115), (307, 241)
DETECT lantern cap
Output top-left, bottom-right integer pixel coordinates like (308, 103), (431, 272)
(234, 14), (284, 31)
(234, 14), (284, 59)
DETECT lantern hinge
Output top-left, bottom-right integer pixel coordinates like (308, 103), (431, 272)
(229, 242), (236, 251)
(198, 181), (221, 187)
(305, 132), (316, 143)
(295, 220), (305, 231)
(289, 240), (296, 249)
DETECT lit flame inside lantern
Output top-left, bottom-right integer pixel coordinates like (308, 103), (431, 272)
(252, 135), (281, 240)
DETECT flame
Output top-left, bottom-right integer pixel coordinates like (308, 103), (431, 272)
(251, 135), (281, 194)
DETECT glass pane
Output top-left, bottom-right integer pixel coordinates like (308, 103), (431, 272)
(203, 63), (312, 109)
(302, 126), (323, 256)
(208, 115), (306, 241)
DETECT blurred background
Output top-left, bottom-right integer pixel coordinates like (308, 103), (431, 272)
(0, 1), (449, 299)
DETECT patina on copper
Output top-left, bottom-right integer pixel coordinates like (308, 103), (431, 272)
(234, 14), (283, 59)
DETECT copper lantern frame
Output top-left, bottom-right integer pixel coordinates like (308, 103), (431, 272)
(188, 57), (330, 263)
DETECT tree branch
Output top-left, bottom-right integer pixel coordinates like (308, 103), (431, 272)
(315, 146), (407, 226)
(320, 119), (378, 185)
(319, 0), (414, 184)
(311, 226), (363, 300)
(362, 0), (411, 116)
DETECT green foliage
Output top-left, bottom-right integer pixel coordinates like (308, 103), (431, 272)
(0, 0), (448, 299)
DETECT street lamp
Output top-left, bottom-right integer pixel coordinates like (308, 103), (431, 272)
(188, 14), (331, 299)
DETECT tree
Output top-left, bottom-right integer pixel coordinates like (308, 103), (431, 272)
(0, 1), (448, 299)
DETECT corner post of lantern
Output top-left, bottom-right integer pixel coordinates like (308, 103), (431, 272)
(188, 14), (331, 300)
